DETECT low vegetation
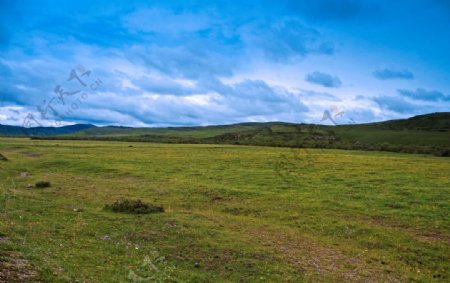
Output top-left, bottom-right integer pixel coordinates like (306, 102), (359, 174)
(104, 199), (164, 214)
(35, 181), (51, 188)
(30, 112), (450, 157)
(0, 153), (8, 161)
(0, 138), (449, 281)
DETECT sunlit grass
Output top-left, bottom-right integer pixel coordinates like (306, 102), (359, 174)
(1, 138), (449, 282)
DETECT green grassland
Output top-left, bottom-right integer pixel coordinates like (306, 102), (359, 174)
(32, 112), (450, 156)
(1, 138), (449, 282)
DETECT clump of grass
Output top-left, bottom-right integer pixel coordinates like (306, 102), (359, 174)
(35, 181), (51, 188)
(0, 153), (8, 161)
(434, 150), (450, 157)
(386, 203), (403, 209)
(104, 199), (164, 214)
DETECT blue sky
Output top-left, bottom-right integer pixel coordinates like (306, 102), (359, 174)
(1, 0), (449, 127)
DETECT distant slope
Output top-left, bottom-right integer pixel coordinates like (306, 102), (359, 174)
(333, 112), (450, 147)
(363, 112), (450, 131)
(71, 122), (276, 138)
(3, 112), (450, 156)
(0, 124), (96, 136)
(70, 112), (450, 138)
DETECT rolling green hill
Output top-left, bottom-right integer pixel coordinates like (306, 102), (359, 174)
(0, 123), (96, 137)
(3, 112), (450, 156)
(70, 123), (272, 138)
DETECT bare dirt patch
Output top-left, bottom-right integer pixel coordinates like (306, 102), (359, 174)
(0, 237), (39, 283)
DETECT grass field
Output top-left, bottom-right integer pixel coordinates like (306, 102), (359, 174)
(31, 113), (450, 157)
(0, 138), (449, 282)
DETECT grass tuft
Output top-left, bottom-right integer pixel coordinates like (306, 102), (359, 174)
(104, 198), (164, 214)
(35, 181), (51, 188)
(435, 149), (450, 157)
(0, 153), (8, 161)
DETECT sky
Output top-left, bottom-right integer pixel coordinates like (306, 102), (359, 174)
(1, 0), (450, 127)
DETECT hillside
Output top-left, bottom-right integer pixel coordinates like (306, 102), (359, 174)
(66, 112), (450, 140)
(363, 112), (450, 131)
(70, 122), (286, 138)
(0, 124), (96, 137)
(2, 112), (450, 156)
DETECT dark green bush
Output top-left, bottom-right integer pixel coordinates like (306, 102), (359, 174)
(0, 153), (7, 161)
(434, 149), (450, 157)
(105, 199), (164, 214)
(35, 181), (51, 188)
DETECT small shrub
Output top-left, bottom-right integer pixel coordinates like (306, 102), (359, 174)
(386, 203), (403, 209)
(0, 153), (8, 161)
(35, 181), (51, 188)
(435, 149), (450, 157)
(105, 199), (164, 214)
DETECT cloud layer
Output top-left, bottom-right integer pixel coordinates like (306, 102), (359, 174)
(398, 88), (450, 101)
(305, 72), (342, 88)
(1, 0), (450, 127)
(373, 68), (414, 80)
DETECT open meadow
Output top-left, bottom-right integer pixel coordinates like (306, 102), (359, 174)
(1, 138), (449, 282)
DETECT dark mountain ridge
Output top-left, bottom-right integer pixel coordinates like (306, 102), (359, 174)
(0, 123), (96, 136)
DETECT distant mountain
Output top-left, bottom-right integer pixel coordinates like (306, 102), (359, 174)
(0, 124), (96, 136)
